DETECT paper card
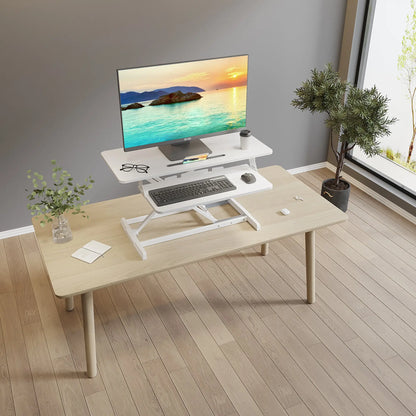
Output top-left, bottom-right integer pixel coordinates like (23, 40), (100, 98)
(72, 248), (100, 264)
(83, 240), (111, 255)
(72, 240), (111, 264)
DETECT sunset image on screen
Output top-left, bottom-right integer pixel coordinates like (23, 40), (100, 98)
(119, 55), (247, 93)
(118, 55), (248, 150)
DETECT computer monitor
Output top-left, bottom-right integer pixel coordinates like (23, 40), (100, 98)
(117, 55), (248, 161)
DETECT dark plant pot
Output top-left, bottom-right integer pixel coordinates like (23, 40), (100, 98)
(321, 178), (351, 212)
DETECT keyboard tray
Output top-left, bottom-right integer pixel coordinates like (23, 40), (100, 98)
(142, 164), (273, 213)
(149, 176), (236, 207)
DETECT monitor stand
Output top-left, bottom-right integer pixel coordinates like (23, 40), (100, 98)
(158, 139), (212, 161)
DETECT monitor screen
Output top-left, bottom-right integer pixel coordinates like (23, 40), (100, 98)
(117, 55), (248, 159)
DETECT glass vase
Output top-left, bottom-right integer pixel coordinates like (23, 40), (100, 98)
(52, 214), (73, 244)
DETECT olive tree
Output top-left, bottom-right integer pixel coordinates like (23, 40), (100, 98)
(292, 64), (396, 188)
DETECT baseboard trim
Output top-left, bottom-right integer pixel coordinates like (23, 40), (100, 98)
(288, 161), (416, 224)
(325, 162), (416, 225)
(287, 162), (328, 175)
(0, 225), (34, 240)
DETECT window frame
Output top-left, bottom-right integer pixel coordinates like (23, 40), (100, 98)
(344, 0), (416, 202)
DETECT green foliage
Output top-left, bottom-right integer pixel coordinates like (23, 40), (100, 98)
(385, 147), (394, 160)
(398, 0), (416, 81)
(291, 64), (396, 184)
(339, 86), (395, 156)
(291, 64), (346, 115)
(26, 160), (94, 226)
(382, 147), (416, 173)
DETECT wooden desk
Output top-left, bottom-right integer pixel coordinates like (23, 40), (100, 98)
(33, 166), (347, 377)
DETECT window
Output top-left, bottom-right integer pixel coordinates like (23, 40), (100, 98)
(351, 0), (416, 197)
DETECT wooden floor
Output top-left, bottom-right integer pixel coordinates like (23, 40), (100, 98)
(1, 168), (416, 416)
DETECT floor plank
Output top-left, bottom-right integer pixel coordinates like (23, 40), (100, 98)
(144, 271), (237, 416)
(124, 279), (187, 373)
(0, 321), (15, 416)
(193, 259), (337, 416)
(94, 288), (163, 416)
(0, 239), (13, 294)
(3, 237), (40, 326)
(186, 260), (301, 410)
(142, 358), (189, 416)
(179, 310), (264, 416)
(0, 293), (39, 416)
(22, 321), (65, 416)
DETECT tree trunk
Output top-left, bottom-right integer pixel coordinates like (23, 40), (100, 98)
(407, 128), (416, 163)
(407, 86), (416, 164)
(335, 142), (347, 186)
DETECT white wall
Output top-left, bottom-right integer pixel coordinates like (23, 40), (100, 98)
(0, 0), (346, 230)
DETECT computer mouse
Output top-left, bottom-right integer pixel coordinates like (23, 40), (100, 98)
(241, 172), (256, 184)
(280, 208), (290, 216)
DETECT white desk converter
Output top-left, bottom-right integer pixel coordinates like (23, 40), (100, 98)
(101, 133), (273, 259)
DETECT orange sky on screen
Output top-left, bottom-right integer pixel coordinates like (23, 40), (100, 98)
(119, 55), (248, 92)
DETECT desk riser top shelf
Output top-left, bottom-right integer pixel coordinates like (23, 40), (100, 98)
(101, 133), (273, 184)
(32, 166), (347, 298)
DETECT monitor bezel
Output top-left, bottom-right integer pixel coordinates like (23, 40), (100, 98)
(116, 54), (249, 153)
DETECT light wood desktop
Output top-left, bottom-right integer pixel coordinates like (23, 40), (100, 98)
(32, 165), (347, 377)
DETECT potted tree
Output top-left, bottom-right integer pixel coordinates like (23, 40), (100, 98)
(26, 160), (94, 243)
(291, 64), (396, 211)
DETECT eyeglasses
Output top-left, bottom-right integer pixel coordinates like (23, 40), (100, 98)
(120, 163), (150, 173)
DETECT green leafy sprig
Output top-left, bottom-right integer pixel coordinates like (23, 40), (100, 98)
(26, 160), (94, 226)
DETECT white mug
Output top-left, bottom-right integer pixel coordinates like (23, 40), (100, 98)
(240, 129), (252, 150)
(240, 136), (250, 150)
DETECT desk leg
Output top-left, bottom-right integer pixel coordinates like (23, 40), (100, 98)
(261, 243), (269, 256)
(65, 296), (74, 311)
(81, 292), (97, 378)
(305, 231), (316, 304)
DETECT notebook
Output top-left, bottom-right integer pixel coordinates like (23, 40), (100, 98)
(72, 240), (111, 264)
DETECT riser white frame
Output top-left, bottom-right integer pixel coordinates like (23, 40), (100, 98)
(120, 198), (260, 260)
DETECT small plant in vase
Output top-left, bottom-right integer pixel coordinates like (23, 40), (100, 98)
(291, 64), (396, 211)
(26, 160), (94, 243)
